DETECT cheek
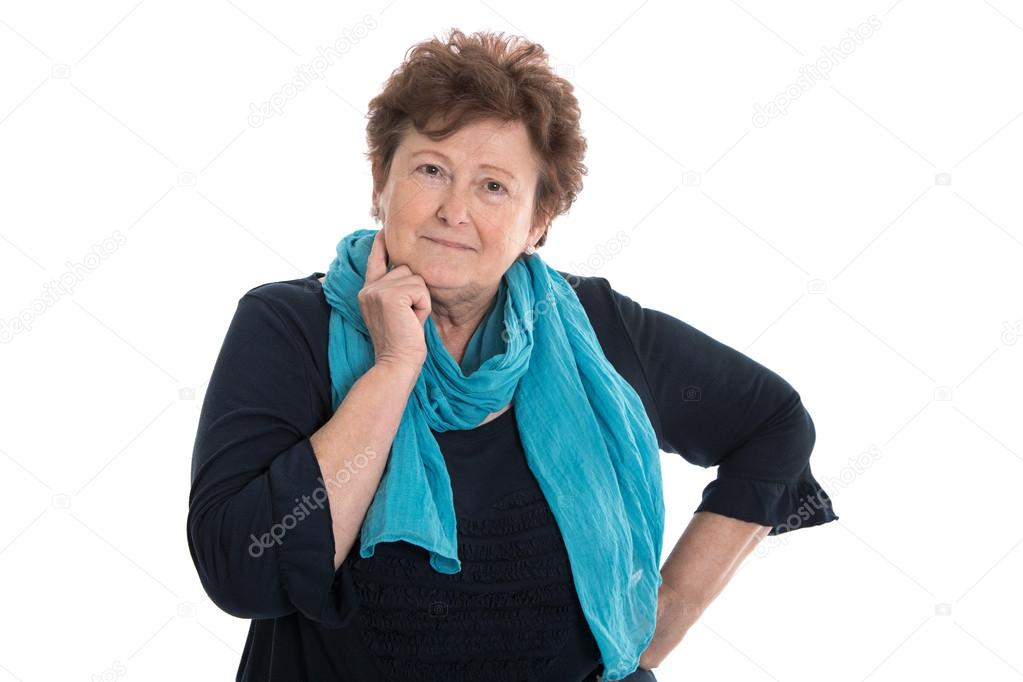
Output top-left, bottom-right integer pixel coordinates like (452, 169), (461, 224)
(391, 179), (419, 205)
(387, 180), (436, 221)
(479, 231), (521, 260)
(477, 200), (525, 231)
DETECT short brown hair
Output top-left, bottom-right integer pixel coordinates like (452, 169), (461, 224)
(364, 28), (588, 249)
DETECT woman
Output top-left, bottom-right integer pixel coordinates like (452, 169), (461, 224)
(187, 28), (838, 682)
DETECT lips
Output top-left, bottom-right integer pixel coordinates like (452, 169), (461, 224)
(426, 237), (472, 250)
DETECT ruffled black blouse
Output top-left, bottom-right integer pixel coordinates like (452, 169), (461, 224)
(187, 271), (838, 681)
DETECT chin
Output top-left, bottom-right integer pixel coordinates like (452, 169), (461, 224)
(411, 260), (471, 289)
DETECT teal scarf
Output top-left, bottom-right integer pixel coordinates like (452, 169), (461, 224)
(322, 228), (664, 680)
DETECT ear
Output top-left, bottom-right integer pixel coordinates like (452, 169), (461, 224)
(371, 189), (383, 222)
(527, 222), (547, 247)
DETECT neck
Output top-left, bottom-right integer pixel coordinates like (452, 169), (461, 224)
(429, 282), (499, 364)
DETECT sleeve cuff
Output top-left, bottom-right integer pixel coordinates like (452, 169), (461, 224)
(693, 469), (838, 535)
(267, 437), (359, 627)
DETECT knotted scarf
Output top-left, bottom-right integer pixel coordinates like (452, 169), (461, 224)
(321, 227), (664, 680)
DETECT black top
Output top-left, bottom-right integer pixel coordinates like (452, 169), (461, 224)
(187, 271), (838, 682)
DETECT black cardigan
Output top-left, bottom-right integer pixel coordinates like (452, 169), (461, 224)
(187, 271), (838, 681)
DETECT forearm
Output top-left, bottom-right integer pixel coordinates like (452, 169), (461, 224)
(640, 511), (772, 669)
(309, 361), (419, 571)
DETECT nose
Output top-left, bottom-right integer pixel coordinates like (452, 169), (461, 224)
(436, 185), (470, 226)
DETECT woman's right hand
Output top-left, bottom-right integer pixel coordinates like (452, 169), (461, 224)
(358, 229), (432, 371)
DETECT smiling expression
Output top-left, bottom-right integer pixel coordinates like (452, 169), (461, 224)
(372, 117), (547, 295)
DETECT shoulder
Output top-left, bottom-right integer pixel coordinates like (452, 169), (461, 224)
(237, 272), (331, 362)
(244, 272), (325, 310)
(243, 272), (329, 318)
(554, 270), (629, 330)
(553, 269), (634, 357)
(554, 270), (610, 308)
(554, 269), (660, 431)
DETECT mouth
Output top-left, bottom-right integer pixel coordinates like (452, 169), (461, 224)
(425, 237), (474, 251)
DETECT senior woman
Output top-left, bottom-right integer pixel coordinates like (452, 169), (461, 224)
(187, 28), (838, 682)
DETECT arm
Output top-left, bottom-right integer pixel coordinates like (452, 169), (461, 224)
(311, 359), (419, 572)
(600, 278), (838, 667)
(601, 277), (837, 533)
(187, 292), (412, 624)
(639, 512), (770, 669)
(187, 293), (331, 621)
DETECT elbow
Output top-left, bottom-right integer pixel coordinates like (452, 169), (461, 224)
(775, 394), (816, 479)
(776, 387), (816, 466)
(719, 390), (816, 481)
(186, 503), (296, 620)
(796, 398), (816, 467)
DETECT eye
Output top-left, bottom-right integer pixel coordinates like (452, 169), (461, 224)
(416, 164), (443, 179)
(485, 180), (506, 194)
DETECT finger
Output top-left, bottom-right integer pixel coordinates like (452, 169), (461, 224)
(381, 277), (432, 324)
(364, 229), (386, 283)
(410, 285), (432, 325)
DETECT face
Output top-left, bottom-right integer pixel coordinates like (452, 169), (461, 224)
(372, 117), (546, 300)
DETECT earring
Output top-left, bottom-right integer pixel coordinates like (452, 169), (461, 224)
(525, 244), (536, 255)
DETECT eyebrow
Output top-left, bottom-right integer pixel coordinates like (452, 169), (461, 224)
(409, 149), (518, 183)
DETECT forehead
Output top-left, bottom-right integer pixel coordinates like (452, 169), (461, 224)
(398, 119), (538, 171)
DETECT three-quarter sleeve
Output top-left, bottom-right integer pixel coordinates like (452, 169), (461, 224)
(601, 278), (838, 535)
(187, 291), (355, 625)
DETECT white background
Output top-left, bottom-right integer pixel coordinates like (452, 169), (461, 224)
(1, 1), (1022, 680)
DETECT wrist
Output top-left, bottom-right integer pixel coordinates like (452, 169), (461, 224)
(370, 359), (422, 391)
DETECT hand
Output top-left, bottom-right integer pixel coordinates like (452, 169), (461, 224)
(359, 229), (432, 371)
